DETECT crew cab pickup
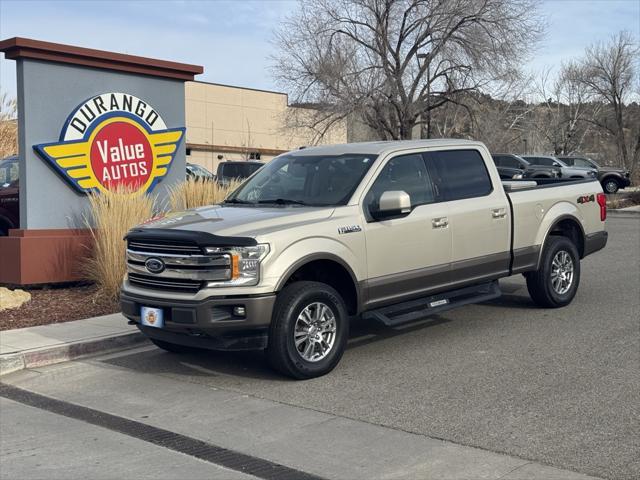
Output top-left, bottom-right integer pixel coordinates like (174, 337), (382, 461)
(121, 140), (608, 379)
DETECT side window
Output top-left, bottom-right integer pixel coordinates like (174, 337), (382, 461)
(366, 154), (434, 212)
(492, 156), (504, 167)
(503, 156), (521, 169)
(574, 159), (591, 168)
(428, 150), (493, 201)
(534, 157), (553, 166)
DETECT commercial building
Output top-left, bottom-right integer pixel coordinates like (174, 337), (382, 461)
(184, 81), (347, 173)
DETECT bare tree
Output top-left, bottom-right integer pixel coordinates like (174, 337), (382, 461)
(272, 0), (544, 140)
(576, 31), (639, 170)
(533, 63), (598, 155)
(0, 92), (18, 158)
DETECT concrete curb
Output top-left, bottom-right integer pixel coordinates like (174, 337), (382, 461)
(0, 331), (147, 376)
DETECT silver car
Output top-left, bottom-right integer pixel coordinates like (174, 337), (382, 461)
(522, 155), (597, 179)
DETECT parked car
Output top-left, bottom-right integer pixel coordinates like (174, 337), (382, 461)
(558, 156), (631, 194)
(491, 153), (560, 180)
(522, 155), (597, 180)
(121, 139), (608, 379)
(186, 162), (215, 181)
(0, 155), (19, 236)
(216, 161), (263, 185)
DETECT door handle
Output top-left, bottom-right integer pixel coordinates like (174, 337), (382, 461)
(491, 208), (507, 219)
(432, 217), (449, 228)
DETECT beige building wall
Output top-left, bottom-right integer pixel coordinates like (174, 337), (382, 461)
(184, 81), (347, 174)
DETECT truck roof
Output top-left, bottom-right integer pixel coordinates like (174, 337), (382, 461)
(290, 139), (484, 157)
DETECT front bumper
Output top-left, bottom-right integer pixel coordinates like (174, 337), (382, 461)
(120, 289), (276, 351)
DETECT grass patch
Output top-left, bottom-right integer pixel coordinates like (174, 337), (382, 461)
(85, 179), (239, 301)
(168, 178), (240, 211)
(84, 185), (155, 301)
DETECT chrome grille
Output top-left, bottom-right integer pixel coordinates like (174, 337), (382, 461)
(128, 273), (202, 293)
(126, 239), (231, 292)
(128, 240), (202, 255)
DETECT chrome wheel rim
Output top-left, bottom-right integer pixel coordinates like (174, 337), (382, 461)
(551, 250), (574, 295)
(605, 181), (617, 193)
(294, 302), (337, 362)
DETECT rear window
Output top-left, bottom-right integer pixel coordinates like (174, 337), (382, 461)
(427, 150), (492, 201)
(0, 158), (19, 185)
(221, 163), (262, 179)
(527, 156), (554, 166)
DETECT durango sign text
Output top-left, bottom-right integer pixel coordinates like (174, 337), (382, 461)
(34, 93), (185, 194)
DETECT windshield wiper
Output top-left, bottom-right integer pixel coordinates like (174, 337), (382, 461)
(223, 198), (254, 204)
(257, 198), (308, 206)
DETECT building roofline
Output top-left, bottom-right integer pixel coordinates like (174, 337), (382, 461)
(189, 80), (288, 99)
(0, 37), (203, 81)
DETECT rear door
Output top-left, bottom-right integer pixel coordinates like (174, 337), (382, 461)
(425, 149), (511, 286)
(362, 152), (451, 308)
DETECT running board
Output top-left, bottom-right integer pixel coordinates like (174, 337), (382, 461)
(362, 281), (501, 327)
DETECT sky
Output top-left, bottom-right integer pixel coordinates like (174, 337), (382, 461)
(0, 0), (639, 101)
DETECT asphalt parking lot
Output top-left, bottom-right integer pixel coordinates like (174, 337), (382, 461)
(2, 215), (638, 480)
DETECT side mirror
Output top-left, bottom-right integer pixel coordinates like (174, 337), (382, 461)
(372, 190), (411, 220)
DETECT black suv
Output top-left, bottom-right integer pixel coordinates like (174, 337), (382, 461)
(491, 154), (560, 180)
(558, 156), (631, 194)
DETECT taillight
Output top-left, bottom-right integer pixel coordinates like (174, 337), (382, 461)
(596, 193), (607, 221)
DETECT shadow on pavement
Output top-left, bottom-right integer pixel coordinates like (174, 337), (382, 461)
(102, 287), (535, 380)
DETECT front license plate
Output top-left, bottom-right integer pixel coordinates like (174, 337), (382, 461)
(141, 306), (164, 328)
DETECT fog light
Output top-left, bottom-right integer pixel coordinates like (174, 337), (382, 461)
(233, 306), (246, 317)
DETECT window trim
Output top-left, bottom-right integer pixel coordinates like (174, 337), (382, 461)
(362, 151), (438, 222)
(424, 149), (494, 203)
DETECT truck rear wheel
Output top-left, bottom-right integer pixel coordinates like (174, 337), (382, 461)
(267, 281), (349, 379)
(526, 236), (580, 308)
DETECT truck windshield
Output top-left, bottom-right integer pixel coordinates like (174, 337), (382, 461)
(227, 153), (376, 206)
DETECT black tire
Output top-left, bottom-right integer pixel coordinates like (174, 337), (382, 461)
(150, 338), (199, 354)
(526, 236), (580, 308)
(602, 178), (619, 194)
(267, 281), (349, 379)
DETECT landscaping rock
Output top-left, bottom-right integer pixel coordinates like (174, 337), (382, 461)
(0, 288), (32, 311)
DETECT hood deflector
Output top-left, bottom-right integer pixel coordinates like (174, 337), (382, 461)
(124, 228), (257, 248)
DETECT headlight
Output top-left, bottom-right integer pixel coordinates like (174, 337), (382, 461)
(512, 173), (523, 179)
(204, 244), (269, 287)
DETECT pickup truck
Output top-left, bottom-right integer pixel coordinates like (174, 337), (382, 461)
(522, 155), (598, 180)
(558, 156), (631, 194)
(121, 139), (608, 379)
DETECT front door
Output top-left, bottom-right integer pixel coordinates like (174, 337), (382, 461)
(361, 152), (452, 309)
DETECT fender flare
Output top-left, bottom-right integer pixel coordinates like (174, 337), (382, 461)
(535, 213), (586, 270)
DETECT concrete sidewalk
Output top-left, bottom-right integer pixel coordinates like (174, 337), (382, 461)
(2, 351), (601, 480)
(0, 313), (145, 375)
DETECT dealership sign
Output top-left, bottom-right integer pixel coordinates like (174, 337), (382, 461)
(34, 93), (185, 194)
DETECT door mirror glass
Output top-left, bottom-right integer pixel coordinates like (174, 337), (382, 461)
(372, 190), (411, 219)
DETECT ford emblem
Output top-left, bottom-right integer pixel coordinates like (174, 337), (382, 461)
(145, 257), (165, 274)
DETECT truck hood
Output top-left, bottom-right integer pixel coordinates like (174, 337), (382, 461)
(598, 165), (627, 174)
(138, 205), (334, 239)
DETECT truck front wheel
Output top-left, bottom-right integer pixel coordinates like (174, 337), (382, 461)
(526, 236), (580, 308)
(267, 281), (349, 379)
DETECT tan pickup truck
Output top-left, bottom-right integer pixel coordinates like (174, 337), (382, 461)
(121, 139), (608, 379)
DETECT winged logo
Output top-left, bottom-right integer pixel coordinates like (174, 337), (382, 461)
(33, 93), (184, 194)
